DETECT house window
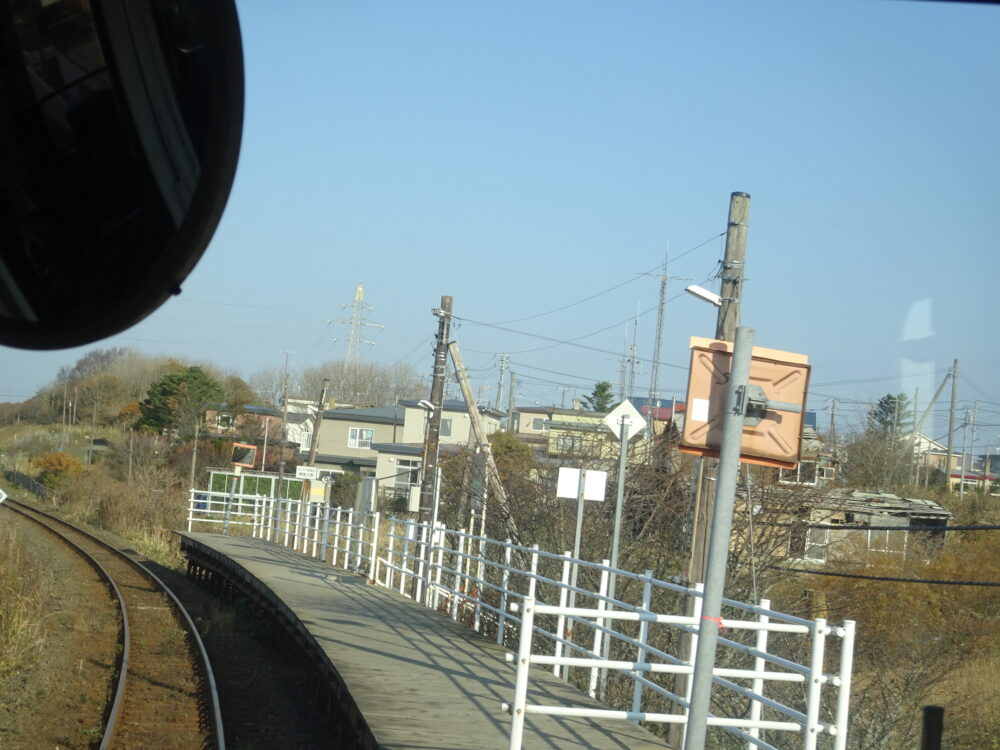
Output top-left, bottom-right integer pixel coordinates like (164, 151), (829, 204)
(803, 527), (829, 562)
(820, 466), (836, 480)
(216, 414), (234, 430)
(779, 460), (819, 486)
(532, 418), (548, 431)
(348, 427), (374, 449)
(396, 459), (420, 489)
(555, 434), (584, 452)
(868, 527), (907, 555)
(440, 418), (452, 438)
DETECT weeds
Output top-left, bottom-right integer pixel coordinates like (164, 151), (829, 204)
(0, 524), (49, 686)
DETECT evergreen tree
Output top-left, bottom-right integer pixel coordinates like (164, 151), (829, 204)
(581, 381), (615, 412)
(138, 366), (223, 440)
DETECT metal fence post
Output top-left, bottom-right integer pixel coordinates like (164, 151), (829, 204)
(474, 531), (487, 633)
(385, 518), (397, 589)
(320, 504), (332, 563)
(804, 618), (828, 750)
(369, 511), (381, 581)
(506, 598), (536, 750)
(415, 523), (428, 604)
(554, 553), (572, 678)
(451, 530), (466, 621)
(400, 522), (413, 596)
(748, 598), (771, 749)
(834, 620), (856, 750)
(283, 500), (292, 547)
(433, 527), (446, 611)
(589, 563), (610, 699)
(631, 569), (654, 717)
(497, 540), (513, 645)
(528, 545), (540, 599)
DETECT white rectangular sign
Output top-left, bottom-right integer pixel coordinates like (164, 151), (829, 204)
(556, 467), (608, 501)
(296, 465), (319, 480)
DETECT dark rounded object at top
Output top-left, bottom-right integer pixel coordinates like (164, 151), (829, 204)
(0, 0), (243, 349)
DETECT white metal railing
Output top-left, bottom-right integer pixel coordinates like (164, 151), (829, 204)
(186, 496), (854, 749)
(187, 490), (381, 576)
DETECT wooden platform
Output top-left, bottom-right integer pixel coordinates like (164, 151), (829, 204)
(176, 532), (667, 750)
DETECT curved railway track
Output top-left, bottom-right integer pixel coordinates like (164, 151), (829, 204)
(3, 498), (224, 750)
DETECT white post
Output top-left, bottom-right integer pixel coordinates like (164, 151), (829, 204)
(588, 563), (610, 699)
(415, 523), (428, 604)
(187, 490), (194, 532)
(451, 530), (467, 621)
(385, 518), (397, 590)
(553, 553), (572, 678)
(507, 598), (536, 750)
(474, 531), (487, 633)
(369, 511), (381, 581)
(400, 522), (413, 597)
(332, 508), (343, 567)
(834, 621), (856, 750)
(320, 505), (332, 563)
(528, 544), (540, 599)
(433, 529), (446, 611)
(497, 540), (513, 645)
(748, 598), (771, 749)
(804, 619), (828, 750)
(631, 570), (654, 716)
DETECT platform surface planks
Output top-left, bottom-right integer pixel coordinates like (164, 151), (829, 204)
(177, 531), (668, 750)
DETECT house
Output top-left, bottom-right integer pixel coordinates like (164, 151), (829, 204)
(775, 488), (951, 564)
(369, 399), (505, 512)
(303, 405), (405, 478)
(777, 426), (838, 487)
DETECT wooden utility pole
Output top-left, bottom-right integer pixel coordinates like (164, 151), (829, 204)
(306, 378), (330, 465)
(946, 359), (958, 490)
(419, 296), (453, 521)
(715, 192), (750, 341)
(448, 341), (511, 519)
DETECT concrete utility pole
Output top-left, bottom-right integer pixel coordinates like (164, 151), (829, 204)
(506, 371), (516, 433)
(683, 327), (755, 750)
(419, 296), (453, 521)
(495, 354), (509, 412)
(307, 377), (330, 466)
(676, 192), (749, 749)
(688, 192), (750, 588)
(946, 359), (958, 490)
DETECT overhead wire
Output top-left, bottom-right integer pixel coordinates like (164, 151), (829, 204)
(480, 231), (725, 326)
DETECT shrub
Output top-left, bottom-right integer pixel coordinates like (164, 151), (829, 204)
(30, 452), (83, 488)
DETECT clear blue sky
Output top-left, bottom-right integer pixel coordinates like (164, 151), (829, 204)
(5, 1), (999, 450)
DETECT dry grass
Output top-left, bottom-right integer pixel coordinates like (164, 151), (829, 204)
(0, 523), (49, 685)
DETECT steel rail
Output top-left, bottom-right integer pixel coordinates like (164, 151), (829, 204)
(4, 498), (225, 749)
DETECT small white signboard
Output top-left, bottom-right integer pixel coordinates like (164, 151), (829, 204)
(296, 465), (319, 480)
(604, 399), (647, 441)
(556, 467), (608, 501)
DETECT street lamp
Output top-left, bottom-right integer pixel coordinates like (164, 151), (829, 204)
(684, 284), (723, 307)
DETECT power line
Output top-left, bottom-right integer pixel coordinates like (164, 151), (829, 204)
(781, 567), (1000, 587)
(480, 231), (724, 326)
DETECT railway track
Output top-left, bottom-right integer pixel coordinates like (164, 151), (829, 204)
(3, 498), (224, 750)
